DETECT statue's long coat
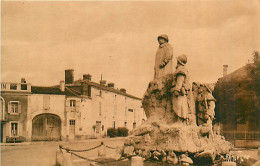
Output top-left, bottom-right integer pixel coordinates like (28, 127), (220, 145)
(172, 66), (195, 121)
(154, 43), (173, 79)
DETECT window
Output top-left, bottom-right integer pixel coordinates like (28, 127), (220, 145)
(70, 100), (76, 107)
(125, 98), (127, 117)
(69, 120), (76, 136)
(113, 121), (116, 128)
(70, 100), (76, 112)
(96, 121), (101, 133)
(133, 122), (136, 129)
(21, 84), (27, 90)
(69, 120), (75, 126)
(1, 83), (7, 90)
(8, 101), (21, 114)
(1, 98), (5, 120)
(11, 122), (18, 137)
(125, 106), (127, 117)
(128, 109), (133, 112)
(11, 102), (18, 113)
(10, 84), (17, 90)
(88, 85), (91, 97)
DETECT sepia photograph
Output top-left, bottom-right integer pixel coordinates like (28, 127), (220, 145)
(1, 0), (260, 165)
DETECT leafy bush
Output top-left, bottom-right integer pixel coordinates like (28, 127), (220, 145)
(107, 127), (129, 137)
(117, 127), (129, 137)
(107, 127), (117, 138)
(6, 136), (25, 143)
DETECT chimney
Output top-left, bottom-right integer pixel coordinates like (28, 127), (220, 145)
(120, 88), (126, 93)
(83, 74), (92, 81)
(223, 65), (228, 77)
(21, 78), (26, 83)
(60, 80), (65, 91)
(100, 80), (107, 86)
(65, 69), (74, 84)
(107, 82), (115, 88)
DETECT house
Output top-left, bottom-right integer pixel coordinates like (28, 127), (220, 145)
(63, 69), (146, 140)
(0, 79), (67, 142)
(1, 79), (31, 142)
(28, 86), (66, 141)
(1, 70), (146, 142)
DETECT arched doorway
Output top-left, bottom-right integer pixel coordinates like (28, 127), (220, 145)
(32, 114), (61, 141)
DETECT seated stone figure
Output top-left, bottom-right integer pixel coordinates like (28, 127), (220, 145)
(171, 54), (196, 125)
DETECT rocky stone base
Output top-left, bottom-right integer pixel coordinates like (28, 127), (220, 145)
(122, 121), (232, 165)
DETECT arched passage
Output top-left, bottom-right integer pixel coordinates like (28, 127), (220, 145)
(32, 113), (61, 141)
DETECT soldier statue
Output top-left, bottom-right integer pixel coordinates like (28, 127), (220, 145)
(192, 82), (201, 103)
(170, 54), (196, 125)
(197, 83), (216, 138)
(154, 34), (174, 89)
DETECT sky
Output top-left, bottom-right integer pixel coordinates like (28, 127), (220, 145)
(1, 0), (260, 97)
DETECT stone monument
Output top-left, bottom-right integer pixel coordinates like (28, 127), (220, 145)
(122, 35), (232, 165)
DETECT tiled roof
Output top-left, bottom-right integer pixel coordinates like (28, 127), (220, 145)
(73, 80), (142, 100)
(31, 86), (65, 95)
(64, 87), (82, 97)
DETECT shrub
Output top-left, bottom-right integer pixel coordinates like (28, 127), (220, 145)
(6, 136), (25, 143)
(117, 127), (129, 137)
(107, 127), (117, 138)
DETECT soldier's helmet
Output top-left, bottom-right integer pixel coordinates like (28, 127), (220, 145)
(157, 34), (169, 42)
(177, 54), (187, 65)
(204, 83), (214, 93)
(192, 82), (201, 87)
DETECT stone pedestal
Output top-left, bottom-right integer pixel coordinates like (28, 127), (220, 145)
(124, 74), (233, 165)
(222, 162), (236, 166)
(131, 156), (143, 166)
(56, 149), (63, 166)
(62, 152), (73, 166)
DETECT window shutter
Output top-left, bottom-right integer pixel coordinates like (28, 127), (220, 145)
(66, 100), (70, 107)
(65, 100), (70, 112)
(18, 102), (22, 113)
(43, 96), (50, 110)
(8, 102), (11, 114)
(76, 100), (80, 112)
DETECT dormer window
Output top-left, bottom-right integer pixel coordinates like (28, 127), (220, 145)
(10, 84), (17, 90)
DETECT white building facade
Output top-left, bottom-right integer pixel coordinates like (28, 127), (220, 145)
(1, 70), (146, 142)
(64, 70), (146, 140)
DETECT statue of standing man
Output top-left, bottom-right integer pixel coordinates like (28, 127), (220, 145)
(154, 34), (174, 89)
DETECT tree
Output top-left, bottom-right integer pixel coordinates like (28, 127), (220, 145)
(214, 51), (260, 131)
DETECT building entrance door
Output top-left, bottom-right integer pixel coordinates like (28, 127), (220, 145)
(69, 120), (75, 140)
(32, 114), (61, 141)
(1, 123), (3, 142)
(96, 121), (101, 138)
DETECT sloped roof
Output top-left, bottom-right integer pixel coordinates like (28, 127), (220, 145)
(73, 79), (141, 100)
(31, 86), (65, 95)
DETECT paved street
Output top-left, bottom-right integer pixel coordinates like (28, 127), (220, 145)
(1, 137), (126, 166)
(1, 138), (259, 166)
